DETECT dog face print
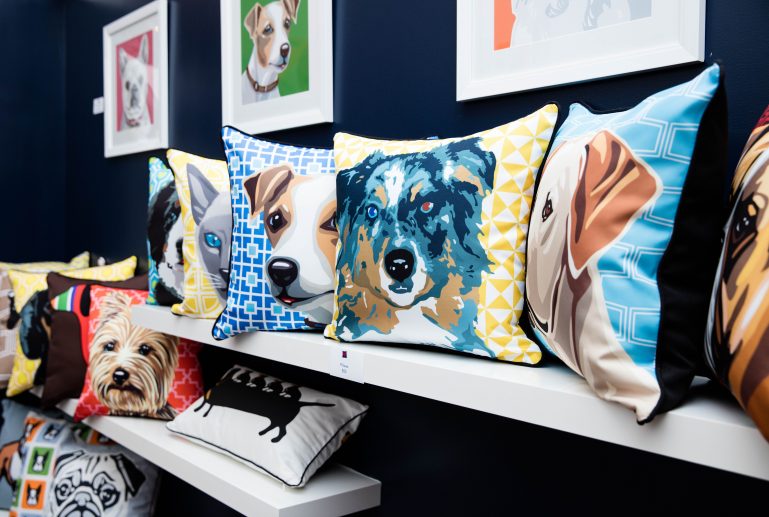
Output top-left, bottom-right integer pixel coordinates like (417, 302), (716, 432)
(527, 130), (662, 412)
(188, 164), (232, 303)
(118, 33), (151, 130)
(90, 290), (179, 419)
(712, 123), (769, 424)
(25, 482), (43, 508)
(148, 181), (184, 305)
(335, 138), (495, 351)
(50, 450), (146, 517)
(243, 164), (336, 325)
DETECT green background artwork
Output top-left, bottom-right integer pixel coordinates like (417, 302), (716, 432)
(240, 0), (309, 97)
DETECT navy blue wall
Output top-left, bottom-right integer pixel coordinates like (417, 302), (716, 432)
(4, 0), (769, 515)
(0, 0), (67, 262)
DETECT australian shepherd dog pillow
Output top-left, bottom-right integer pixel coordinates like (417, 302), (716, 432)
(72, 286), (203, 422)
(325, 104), (558, 364)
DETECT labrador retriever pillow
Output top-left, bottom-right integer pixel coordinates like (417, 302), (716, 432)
(167, 365), (368, 487)
(527, 64), (727, 422)
(213, 126), (336, 339)
(73, 286), (204, 422)
(147, 157), (184, 306)
(166, 150), (231, 319)
(5, 257), (138, 397)
(706, 103), (769, 441)
(325, 104), (558, 364)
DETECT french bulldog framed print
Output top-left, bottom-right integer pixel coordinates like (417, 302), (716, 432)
(103, 0), (169, 157)
(220, 0), (333, 134)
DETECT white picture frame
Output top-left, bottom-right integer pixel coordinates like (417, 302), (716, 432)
(103, 0), (169, 157)
(221, 0), (333, 135)
(457, 0), (706, 101)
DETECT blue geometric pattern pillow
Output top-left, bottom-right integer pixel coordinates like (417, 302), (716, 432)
(526, 64), (727, 423)
(214, 127), (336, 339)
(147, 158), (184, 306)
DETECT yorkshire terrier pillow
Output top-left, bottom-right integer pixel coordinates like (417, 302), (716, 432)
(73, 286), (203, 421)
(213, 126), (336, 339)
(326, 104), (558, 363)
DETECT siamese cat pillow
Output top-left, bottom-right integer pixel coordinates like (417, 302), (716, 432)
(167, 150), (232, 319)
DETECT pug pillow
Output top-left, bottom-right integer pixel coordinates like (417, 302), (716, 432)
(325, 104), (558, 364)
(213, 126), (337, 339)
(706, 103), (769, 441)
(72, 286), (204, 422)
(167, 150), (232, 319)
(526, 64), (727, 423)
(167, 365), (368, 487)
(147, 157), (184, 306)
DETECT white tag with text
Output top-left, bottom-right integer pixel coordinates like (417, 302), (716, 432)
(328, 346), (364, 383)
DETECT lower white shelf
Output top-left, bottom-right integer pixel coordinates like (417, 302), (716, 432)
(56, 399), (381, 517)
(132, 304), (769, 482)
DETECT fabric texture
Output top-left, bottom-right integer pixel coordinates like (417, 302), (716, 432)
(167, 149), (232, 319)
(5, 258), (138, 397)
(526, 64), (727, 422)
(0, 272), (16, 388)
(41, 273), (149, 409)
(325, 104), (558, 364)
(706, 103), (769, 440)
(214, 126), (337, 339)
(8, 413), (159, 516)
(73, 286), (203, 422)
(147, 157), (184, 306)
(167, 365), (368, 487)
(0, 252), (89, 274)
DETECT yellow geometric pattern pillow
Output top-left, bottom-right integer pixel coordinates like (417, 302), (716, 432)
(326, 104), (558, 364)
(5, 256), (137, 396)
(167, 150), (231, 319)
(0, 251), (89, 273)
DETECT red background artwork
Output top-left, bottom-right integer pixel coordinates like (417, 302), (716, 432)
(115, 29), (154, 131)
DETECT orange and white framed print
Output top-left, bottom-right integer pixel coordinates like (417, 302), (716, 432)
(457, 0), (705, 101)
(103, 0), (169, 157)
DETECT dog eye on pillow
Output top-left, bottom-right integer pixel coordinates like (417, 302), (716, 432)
(526, 64), (727, 423)
(325, 104), (558, 364)
(73, 286), (204, 422)
(166, 149), (232, 319)
(4, 257), (138, 398)
(212, 126), (337, 339)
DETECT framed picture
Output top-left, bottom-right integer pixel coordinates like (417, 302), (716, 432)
(220, 0), (333, 135)
(457, 0), (705, 101)
(103, 0), (169, 157)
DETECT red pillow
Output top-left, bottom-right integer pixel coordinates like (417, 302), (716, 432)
(73, 286), (203, 421)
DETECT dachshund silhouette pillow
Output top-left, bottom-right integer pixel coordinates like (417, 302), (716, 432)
(72, 286), (203, 421)
(168, 365), (368, 487)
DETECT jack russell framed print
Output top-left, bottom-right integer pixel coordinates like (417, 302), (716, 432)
(103, 0), (169, 157)
(457, 0), (705, 100)
(220, 0), (333, 134)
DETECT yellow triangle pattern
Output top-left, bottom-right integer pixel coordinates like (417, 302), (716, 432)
(167, 150), (230, 319)
(327, 104), (558, 364)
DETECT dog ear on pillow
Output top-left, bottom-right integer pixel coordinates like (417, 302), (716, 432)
(114, 453), (146, 497)
(243, 3), (263, 37)
(282, 0), (300, 22)
(96, 291), (134, 330)
(438, 138), (496, 195)
(569, 130), (661, 271)
(243, 164), (295, 218)
(52, 450), (85, 477)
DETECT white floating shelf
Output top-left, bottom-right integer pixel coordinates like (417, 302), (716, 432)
(56, 399), (381, 517)
(133, 304), (769, 482)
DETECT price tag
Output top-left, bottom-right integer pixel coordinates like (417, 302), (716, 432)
(92, 96), (104, 115)
(327, 346), (364, 383)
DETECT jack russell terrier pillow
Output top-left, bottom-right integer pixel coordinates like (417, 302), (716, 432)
(706, 103), (769, 441)
(526, 64), (727, 423)
(325, 104), (558, 364)
(213, 126), (336, 339)
(8, 413), (160, 516)
(4, 257), (138, 397)
(147, 157), (184, 306)
(72, 286), (204, 422)
(167, 150), (231, 319)
(167, 365), (368, 487)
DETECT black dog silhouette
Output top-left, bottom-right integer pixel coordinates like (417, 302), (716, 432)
(194, 368), (334, 443)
